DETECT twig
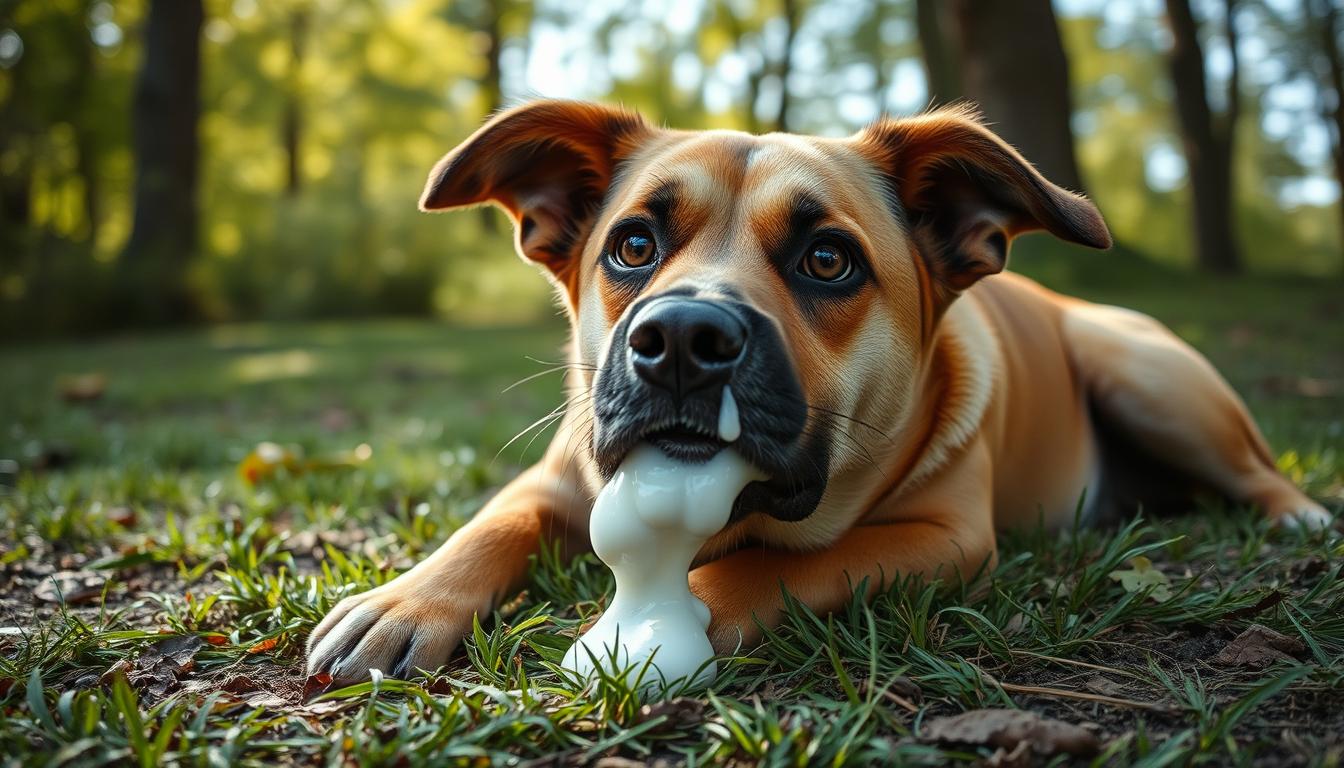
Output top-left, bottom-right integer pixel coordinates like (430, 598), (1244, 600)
(997, 681), (1166, 711)
(1010, 650), (1146, 681)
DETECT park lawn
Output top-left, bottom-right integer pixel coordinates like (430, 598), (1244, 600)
(0, 253), (1342, 766)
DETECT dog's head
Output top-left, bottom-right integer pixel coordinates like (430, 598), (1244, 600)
(421, 100), (1109, 524)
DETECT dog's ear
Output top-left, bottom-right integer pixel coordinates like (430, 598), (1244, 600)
(855, 105), (1110, 293)
(421, 100), (652, 283)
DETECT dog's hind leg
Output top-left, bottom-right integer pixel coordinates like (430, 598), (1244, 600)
(1062, 302), (1332, 531)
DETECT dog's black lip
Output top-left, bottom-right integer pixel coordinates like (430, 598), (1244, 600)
(644, 426), (728, 464)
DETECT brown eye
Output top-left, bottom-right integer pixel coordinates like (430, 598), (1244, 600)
(612, 229), (656, 268)
(800, 241), (851, 282)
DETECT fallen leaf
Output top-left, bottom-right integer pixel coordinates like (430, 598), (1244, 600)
(59, 373), (106, 403)
(238, 442), (371, 485)
(100, 659), (133, 686)
(1084, 675), (1126, 697)
(246, 636), (281, 654)
(154, 635), (205, 671)
(1108, 556), (1173, 603)
(1213, 624), (1306, 669)
(637, 697), (705, 731)
(889, 675), (923, 704)
(105, 506), (137, 527)
(593, 759), (648, 768)
(1222, 591), (1286, 623)
(203, 634), (229, 646)
(238, 442), (301, 485)
(239, 691), (292, 710)
(920, 708), (1101, 758)
(34, 571), (106, 605)
(303, 672), (335, 701)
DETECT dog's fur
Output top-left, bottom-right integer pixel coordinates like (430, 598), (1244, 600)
(306, 100), (1332, 683)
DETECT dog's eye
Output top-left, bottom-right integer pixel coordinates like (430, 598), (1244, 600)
(799, 241), (852, 282)
(611, 229), (657, 269)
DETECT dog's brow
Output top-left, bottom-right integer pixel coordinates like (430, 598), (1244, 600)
(640, 178), (696, 255)
(789, 193), (827, 234)
(756, 190), (830, 273)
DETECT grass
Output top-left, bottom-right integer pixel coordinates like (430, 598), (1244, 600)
(1, 249), (1342, 766)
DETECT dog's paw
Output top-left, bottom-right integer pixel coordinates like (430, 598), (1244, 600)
(306, 577), (486, 684)
(689, 571), (771, 655)
(1275, 503), (1336, 533)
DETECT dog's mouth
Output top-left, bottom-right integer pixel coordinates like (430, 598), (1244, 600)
(644, 425), (728, 464)
(590, 293), (829, 522)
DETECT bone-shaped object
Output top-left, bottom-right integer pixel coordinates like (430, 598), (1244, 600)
(562, 387), (761, 689)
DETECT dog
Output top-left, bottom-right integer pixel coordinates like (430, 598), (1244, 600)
(306, 100), (1333, 683)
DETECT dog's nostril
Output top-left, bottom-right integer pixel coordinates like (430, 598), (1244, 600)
(629, 323), (666, 359)
(690, 325), (742, 364)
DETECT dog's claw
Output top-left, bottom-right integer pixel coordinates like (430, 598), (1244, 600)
(306, 582), (482, 684)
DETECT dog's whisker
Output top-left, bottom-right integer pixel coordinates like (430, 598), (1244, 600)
(523, 355), (597, 371)
(502, 365), (575, 394)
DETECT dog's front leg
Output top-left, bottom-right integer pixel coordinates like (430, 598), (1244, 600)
(306, 455), (589, 683)
(690, 441), (997, 652)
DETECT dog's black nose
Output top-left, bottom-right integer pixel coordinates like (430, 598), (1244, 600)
(627, 298), (746, 397)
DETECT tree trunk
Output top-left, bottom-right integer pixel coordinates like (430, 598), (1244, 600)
(69, 1), (100, 243)
(771, 0), (801, 132)
(1311, 0), (1344, 264)
(946, 0), (1085, 192)
(479, 0), (506, 232)
(121, 0), (204, 322)
(283, 7), (307, 197)
(1165, 0), (1242, 275)
(915, 0), (960, 106)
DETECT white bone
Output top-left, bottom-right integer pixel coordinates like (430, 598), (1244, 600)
(562, 442), (762, 691)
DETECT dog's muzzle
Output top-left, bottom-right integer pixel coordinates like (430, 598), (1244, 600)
(592, 290), (829, 522)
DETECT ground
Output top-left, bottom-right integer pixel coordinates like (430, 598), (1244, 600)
(1, 250), (1341, 766)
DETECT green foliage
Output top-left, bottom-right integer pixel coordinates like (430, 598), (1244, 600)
(2, 1), (1342, 338)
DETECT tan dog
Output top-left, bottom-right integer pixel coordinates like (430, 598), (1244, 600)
(306, 100), (1332, 683)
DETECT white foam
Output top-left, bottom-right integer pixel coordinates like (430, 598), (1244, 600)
(717, 386), (740, 443)
(561, 444), (763, 691)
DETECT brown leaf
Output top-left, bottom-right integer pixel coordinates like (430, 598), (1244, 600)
(239, 691), (293, 710)
(246, 636), (281, 655)
(219, 675), (264, 695)
(1213, 624), (1307, 669)
(1083, 675), (1126, 697)
(303, 671), (335, 701)
(153, 634), (205, 670)
(59, 373), (107, 403)
(100, 659), (133, 686)
(34, 571), (106, 605)
(920, 708), (1101, 758)
(637, 697), (706, 731)
(105, 506), (137, 527)
(889, 675), (923, 704)
(1222, 592), (1286, 623)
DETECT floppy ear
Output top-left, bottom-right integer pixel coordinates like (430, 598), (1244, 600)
(420, 99), (652, 284)
(855, 105), (1111, 294)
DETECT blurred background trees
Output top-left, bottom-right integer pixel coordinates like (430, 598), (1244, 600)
(1, 0), (1341, 338)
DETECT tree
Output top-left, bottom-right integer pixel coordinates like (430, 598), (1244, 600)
(283, 4), (307, 197)
(771, 0), (801, 131)
(1307, 0), (1344, 259)
(942, 0), (1086, 193)
(940, 0), (1085, 192)
(1165, 0), (1243, 275)
(914, 0), (960, 105)
(120, 0), (204, 322)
